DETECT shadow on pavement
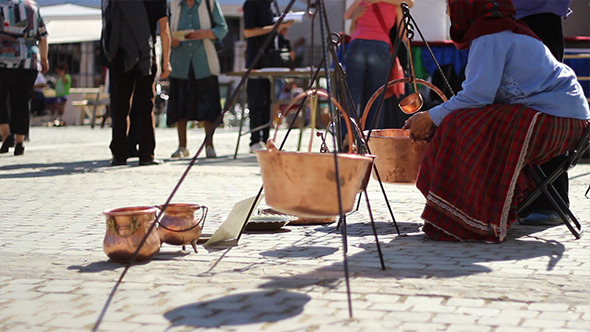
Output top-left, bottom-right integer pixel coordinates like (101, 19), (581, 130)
(259, 245), (338, 258)
(0, 155), (260, 179)
(68, 251), (192, 273)
(170, 154), (260, 167)
(314, 220), (421, 236)
(164, 290), (310, 328)
(67, 259), (149, 273)
(0, 160), (115, 178)
(257, 233), (565, 289)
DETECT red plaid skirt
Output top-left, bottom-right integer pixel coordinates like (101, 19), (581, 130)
(416, 104), (589, 242)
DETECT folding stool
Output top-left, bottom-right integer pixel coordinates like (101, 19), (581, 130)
(517, 124), (590, 239)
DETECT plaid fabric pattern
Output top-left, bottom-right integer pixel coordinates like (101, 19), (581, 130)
(416, 104), (588, 242)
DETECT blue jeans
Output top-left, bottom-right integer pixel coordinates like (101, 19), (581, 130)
(344, 39), (392, 130)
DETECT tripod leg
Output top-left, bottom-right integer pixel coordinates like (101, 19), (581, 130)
(364, 189), (386, 270)
(339, 214), (353, 318)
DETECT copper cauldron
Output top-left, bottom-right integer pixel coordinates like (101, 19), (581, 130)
(256, 144), (375, 218)
(256, 89), (375, 218)
(366, 129), (427, 183)
(103, 206), (161, 262)
(359, 78), (448, 183)
(157, 203), (207, 253)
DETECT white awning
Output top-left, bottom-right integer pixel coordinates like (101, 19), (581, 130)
(40, 4), (102, 44)
(45, 19), (102, 44)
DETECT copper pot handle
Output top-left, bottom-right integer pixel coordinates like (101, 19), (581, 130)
(156, 205), (208, 232)
(106, 216), (139, 238)
(275, 89), (356, 154)
(359, 77), (448, 130)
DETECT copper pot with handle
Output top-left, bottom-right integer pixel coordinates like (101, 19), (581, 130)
(157, 203), (207, 253)
(103, 206), (161, 262)
(256, 89), (375, 218)
(360, 77), (448, 183)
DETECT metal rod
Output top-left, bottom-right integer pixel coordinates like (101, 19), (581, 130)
(364, 189), (386, 270)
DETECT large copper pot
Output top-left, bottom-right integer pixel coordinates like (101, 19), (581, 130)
(157, 203), (207, 253)
(257, 89), (375, 218)
(103, 206), (161, 262)
(367, 129), (427, 183)
(256, 143), (375, 218)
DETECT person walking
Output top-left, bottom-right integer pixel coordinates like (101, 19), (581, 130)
(167, 0), (228, 159)
(0, 0), (49, 156)
(100, 0), (172, 166)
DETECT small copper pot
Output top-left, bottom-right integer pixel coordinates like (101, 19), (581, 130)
(103, 206), (161, 263)
(157, 204), (207, 253)
(367, 129), (427, 183)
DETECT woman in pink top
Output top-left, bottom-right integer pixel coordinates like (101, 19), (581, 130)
(343, 0), (413, 132)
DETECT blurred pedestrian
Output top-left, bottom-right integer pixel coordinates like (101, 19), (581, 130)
(243, 0), (293, 152)
(31, 72), (48, 116)
(101, 0), (172, 166)
(343, 0), (412, 132)
(0, 0), (49, 155)
(45, 62), (71, 121)
(167, 0), (228, 159)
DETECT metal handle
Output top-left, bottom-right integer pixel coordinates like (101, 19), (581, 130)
(156, 205), (208, 233)
(359, 77), (448, 130)
(106, 216), (139, 238)
(274, 89), (357, 154)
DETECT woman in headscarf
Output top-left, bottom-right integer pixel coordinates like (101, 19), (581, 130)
(403, 0), (589, 242)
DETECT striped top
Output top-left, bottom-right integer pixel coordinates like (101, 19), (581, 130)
(0, 0), (47, 71)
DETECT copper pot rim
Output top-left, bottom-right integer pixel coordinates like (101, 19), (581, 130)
(157, 203), (203, 212)
(103, 206), (158, 216)
(255, 149), (376, 162)
(364, 129), (411, 139)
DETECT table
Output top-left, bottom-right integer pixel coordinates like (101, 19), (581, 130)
(70, 87), (110, 128)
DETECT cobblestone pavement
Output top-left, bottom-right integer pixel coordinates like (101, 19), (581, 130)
(1, 126), (589, 331)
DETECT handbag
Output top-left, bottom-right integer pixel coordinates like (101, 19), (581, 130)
(204, 0), (224, 53)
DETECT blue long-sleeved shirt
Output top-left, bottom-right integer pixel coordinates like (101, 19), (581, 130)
(429, 31), (590, 126)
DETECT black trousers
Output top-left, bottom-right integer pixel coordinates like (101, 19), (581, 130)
(0, 68), (37, 135)
(108, 57), (156, 162)
(246, 78), (271, 146)
(519, 12), (568, 213)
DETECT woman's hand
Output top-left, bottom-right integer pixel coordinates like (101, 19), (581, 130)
(171, 38), (181, 47)
(186, 29), (215, 40)
(160, 61), (172, 80)
(403, 111), (437, 142)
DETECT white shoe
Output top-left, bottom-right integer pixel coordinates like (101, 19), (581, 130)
(171, 147), (190, 158)
(250, 142), (266, 153)
(206, 145), (216, 158)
